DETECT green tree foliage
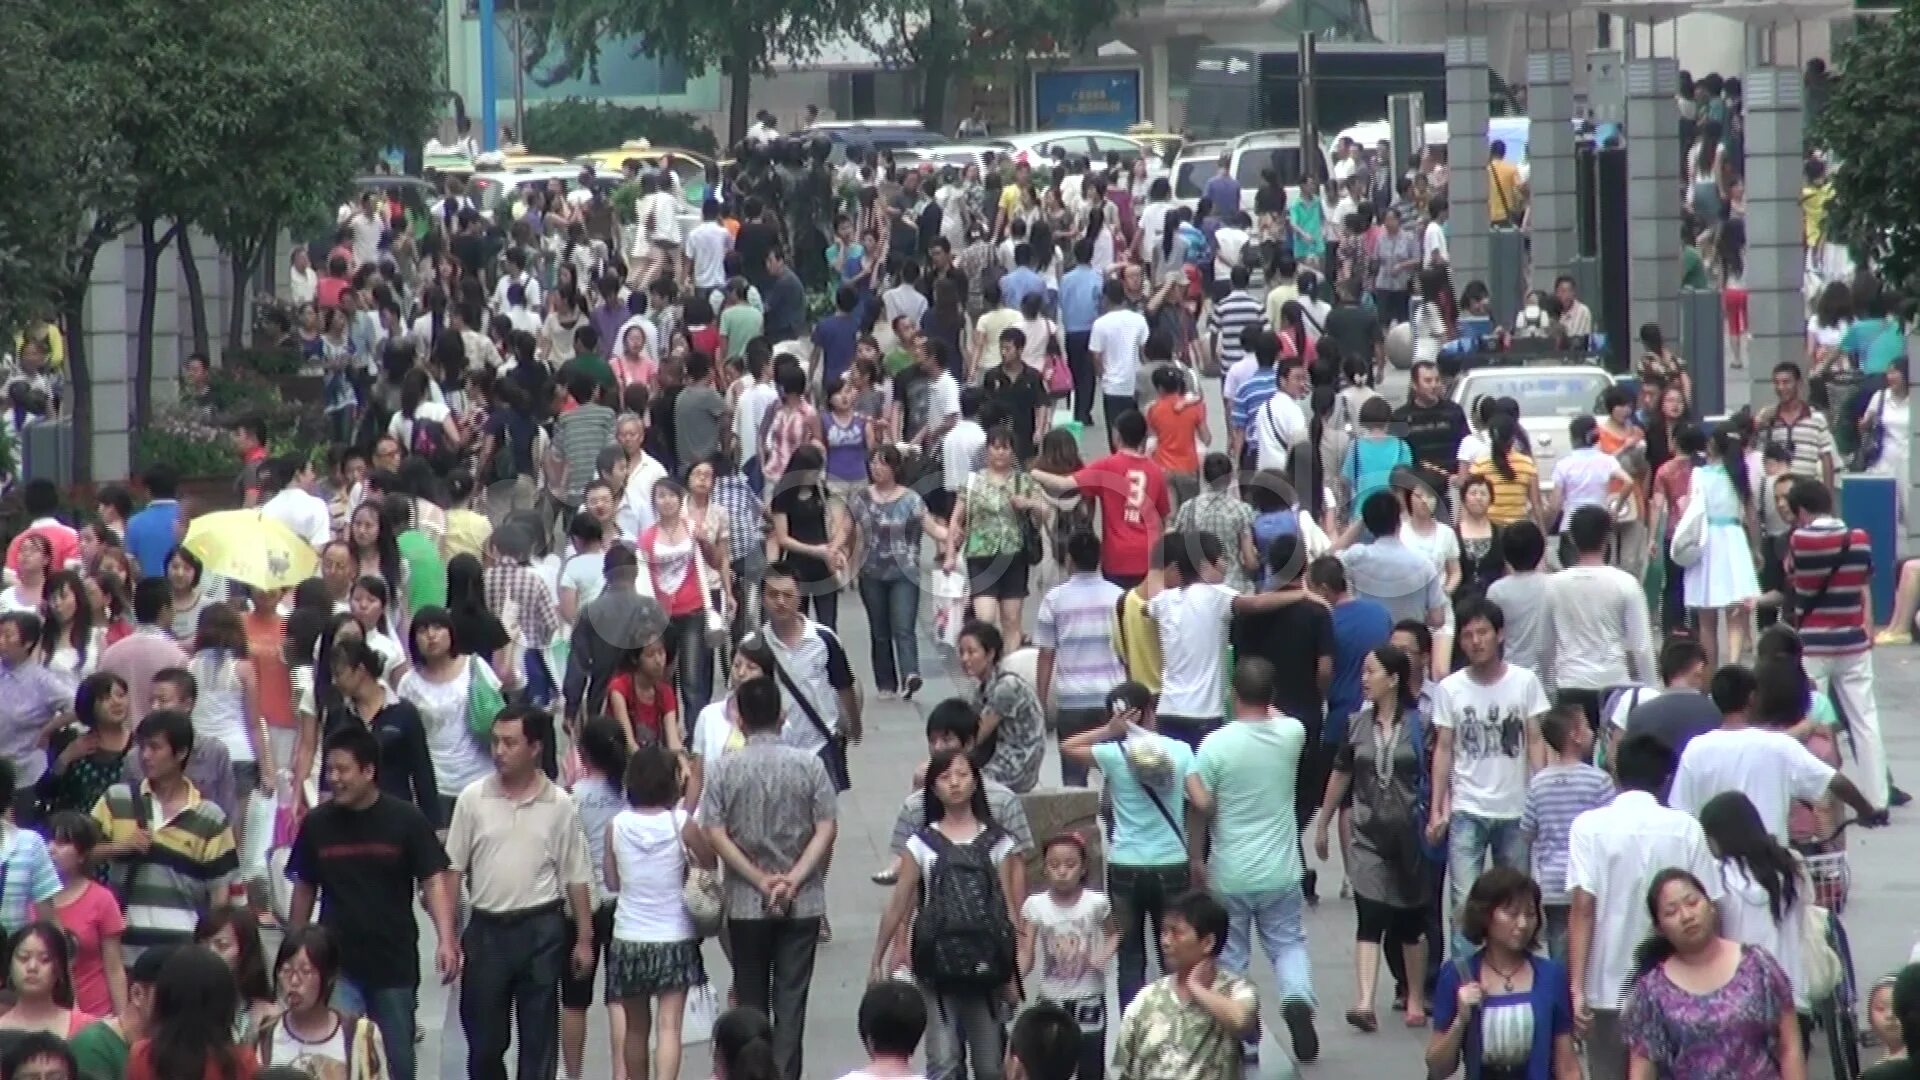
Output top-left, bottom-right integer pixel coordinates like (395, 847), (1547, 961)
(537, 0), (863, 144)
(854, 0), (1130, 129)
(1811, 10), (1920, 300)
(523, 98), (720, 158)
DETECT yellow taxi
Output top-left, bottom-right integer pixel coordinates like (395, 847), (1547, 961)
(573, 141), (717, 203)
(1125, 123), (1185, 164)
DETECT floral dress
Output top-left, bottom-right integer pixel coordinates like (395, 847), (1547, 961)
(1622, 944), (1793, 1080)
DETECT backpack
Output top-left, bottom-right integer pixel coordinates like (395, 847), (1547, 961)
(411, 410), (449, 459)
(911, 825), (1017, 990)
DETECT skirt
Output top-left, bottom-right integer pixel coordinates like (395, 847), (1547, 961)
(1683, 521), (1761, 610)
(605, 938), (708, 1003)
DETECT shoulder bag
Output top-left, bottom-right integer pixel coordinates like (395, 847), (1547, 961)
(681, 814), (725, 938)
(769, 655), (851, 793)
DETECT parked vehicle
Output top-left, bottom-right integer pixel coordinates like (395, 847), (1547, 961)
(806, 120), (940, 163)
(1450, 363), (1616, 489)
(1225, 128), (1334, 206)
(1170, 139), (1234, 207)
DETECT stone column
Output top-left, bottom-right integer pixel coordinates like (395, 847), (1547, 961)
(1742, 67), (1804, 410)
(1527, 50), (1576, 286)
(1625, 57), (1680, 337)
(1446, 35), (1493, 293)
(85, 232), (133, 483)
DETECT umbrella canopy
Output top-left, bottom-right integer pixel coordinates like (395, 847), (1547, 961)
(183, 511), (319, 592)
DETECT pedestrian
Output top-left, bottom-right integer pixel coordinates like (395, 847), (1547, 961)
(443, 705), (596, 1080)
(1031, 532), (1125, 786)
(699, 675), (838, 1080)
(1110, 890), (1257, 1080)
(846, 446), (943, 701)
(1426, 867), (1580, 1079)
(838, 981), (927, 1080)
(40, 813), (126, 1019)
(1520, 707), (1617, 963)
(124, 944), (262, 1080)
(1019, 834), (1116, 1080)
(254, 926), (390, 1080)
(69, 944), (172, 1080)
(285, 725), (459, 1080)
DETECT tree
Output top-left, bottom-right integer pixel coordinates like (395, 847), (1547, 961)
(538, 0), (863, 145)
(854, 0), (1129, 130)
(1812, 10), (1920, 300)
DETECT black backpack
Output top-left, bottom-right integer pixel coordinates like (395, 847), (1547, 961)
(911, 825), (1017, 990)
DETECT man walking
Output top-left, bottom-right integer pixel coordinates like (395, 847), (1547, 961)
(444, 705), (595, 1080)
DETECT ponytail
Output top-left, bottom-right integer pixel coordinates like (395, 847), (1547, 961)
(714, 1008), (779, 1080)
(1713, 424), (1753, 510)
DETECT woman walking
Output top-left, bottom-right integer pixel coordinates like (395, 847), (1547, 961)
(847, 446), (946, 700)
(1681, 424), (1760, 668)
(1426, 868), (1579, 1080)
(944, 429), (1048, 651)
(126, 944), (263, 1080)
(562, 717), (630, 1080)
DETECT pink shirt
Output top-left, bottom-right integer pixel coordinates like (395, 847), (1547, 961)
(40, 880), (124, 1017)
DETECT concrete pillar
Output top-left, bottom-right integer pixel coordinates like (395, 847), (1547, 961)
(1626, 57), (1680, 338)
(87, 232), (133, 483)
(1445, 35), (1492, 293)
(1527, 51), (1576, 286)
(1743, 67), (1804, 410)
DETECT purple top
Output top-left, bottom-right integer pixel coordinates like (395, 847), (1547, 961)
(0, 658), (71, 786)
(1622, 944), (1793, 1079)
(823, 411), (867, 483)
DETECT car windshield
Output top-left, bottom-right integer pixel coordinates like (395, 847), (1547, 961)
(1174, 160), (1209, 199)
(1234, 145), (1304, 188)
(1460, 372), (1612, 418)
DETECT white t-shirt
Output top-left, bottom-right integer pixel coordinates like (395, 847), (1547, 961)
(1423, 220), (1450, 265)
(736, 380), (780, 465)
(1544, 564), (1655, 691)
(1147, 583), (1235, 718)
(261, 487), (333, 552)
(611, 806), (695, 942)
(1213, 226), (1250, 279)
(837, 1071), (926, 1080)
(1718, 858), (1809, 1008)
(265, 1016), (352, 1073)
(1090, 309), (1150, 397)
(560, 551), (608, 610)
(399, 664), (492, 797)
(686, 221), (732, 289)
(1398, 521), (1459, 576)
(1022, 888), (1112, 1005)
(388, 400), (452, 451)
(638, 191), (683, 245)
(1670, 726), (1836, 843)
(1457, 431), (1489, 465)
(1550, 448), (1626, 530)
(941, 419), (987, 493)
(1431, 663), (1551, 819)
(1254, 391), (1310, 472)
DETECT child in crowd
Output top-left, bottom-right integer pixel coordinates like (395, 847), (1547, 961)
(1019, 834), (1117, 1080)
(1520, 706), (1617, 963)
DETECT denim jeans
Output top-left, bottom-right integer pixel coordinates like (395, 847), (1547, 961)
(858, 573), (920, 693)
(336, 979), (419, 1080)
(922, 987), (1005, 1080)
(669, 610), (715, 726)
(1109, 863), (1189, 1010)
(459, 907), (567, 1080)
(1447, 812), (1529, 957)
(728, 916), (822, 1080)
(1219, 886), (1316, 1008)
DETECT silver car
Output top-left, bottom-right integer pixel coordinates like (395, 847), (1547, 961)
(1450, 365), (1617, 490)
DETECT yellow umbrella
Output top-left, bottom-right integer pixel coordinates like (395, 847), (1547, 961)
(182, 511), (318, 591)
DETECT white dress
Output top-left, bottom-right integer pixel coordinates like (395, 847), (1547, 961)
(1866, 388), (1909, 520)
(1682, 463), (1761, 609)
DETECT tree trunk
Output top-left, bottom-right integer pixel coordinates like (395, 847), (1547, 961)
(918, 1), (957, 133)
(223, 226), (270, 352)
(177, 229), (211, 361)
(727, 60), (753, 149)
(133, 219), (180, 431)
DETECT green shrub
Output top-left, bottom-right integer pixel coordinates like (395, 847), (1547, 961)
(522, 98), (720, 160)
(226, 345), (304, 380)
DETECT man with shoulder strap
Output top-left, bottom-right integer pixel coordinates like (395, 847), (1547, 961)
(1253, 355), (1312, 475)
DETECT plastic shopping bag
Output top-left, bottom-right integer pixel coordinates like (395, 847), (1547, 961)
(683, 981), (721, 1045)
(239, 792), (278, 885)
(929, 568), (968, 653)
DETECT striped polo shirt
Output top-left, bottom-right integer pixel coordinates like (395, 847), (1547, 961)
(92, 780), (239, 948)
(1231, 366), (1279, 434)
(1757, 404), (1835, 480)
(1786, 516), (1872, 655)
(1033, 573), (1127, 710)
(1213, 290), (1267, 371)
(1521, 762), (1617, 902)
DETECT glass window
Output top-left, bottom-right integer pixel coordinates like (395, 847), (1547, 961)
(1459, 372), (1614, 418)
(1234, 145), (1304, 188)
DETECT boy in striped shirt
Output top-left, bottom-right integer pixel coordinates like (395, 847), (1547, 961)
(1520, 706), (1616, 964)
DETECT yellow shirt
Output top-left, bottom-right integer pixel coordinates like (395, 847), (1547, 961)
(443, 508), (493, 563)
(1488, 159), (1522, 221)
(1112, 587), (1162, 695)
(1800, 183), (1831, 249)
(998, 184), (1025, 220)
(1469, 451), (1538, 526)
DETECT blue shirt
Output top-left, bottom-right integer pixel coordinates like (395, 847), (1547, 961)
(1090, 735), (1195, 868)
(1058, 266), (1103, 333)
(1325, 597), (1393, 745)
(126, 500), (181, 582)
(1203, 172), (1242, 217)
(999, 267), (1048, 315)
(810, 313), (861, 385)
(1231, 366), (1278, 433)
(1433, 953), (1575, 1080)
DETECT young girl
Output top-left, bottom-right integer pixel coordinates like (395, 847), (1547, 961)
(195, 907), (279, 1044)
(0, 534), (53, 613)
(821, 375), (870, 505)
(40, 814), (126, 1019)
(39, 570), (102, 689)
(828, 214), (869, 294)
(165, 546), (213, 646)
(256, 927), (388, 1080)
(608, 637), (682, 752)
(0, 921), (97, 1039)
(190, 605), (271, 859)
(1019, 834), (1117, 1080)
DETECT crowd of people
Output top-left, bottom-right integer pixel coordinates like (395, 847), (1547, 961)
(0, 71), (1913, 1080)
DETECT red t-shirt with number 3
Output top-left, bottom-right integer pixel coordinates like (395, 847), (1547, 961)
(1073, 451), (1171, 578)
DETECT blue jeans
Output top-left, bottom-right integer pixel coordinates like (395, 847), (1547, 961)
(1447, 812), (1529, 957)
(858, 572), (920, 693)
(1219, 886), (1316, 1009)
(335, 979), (418, 1080)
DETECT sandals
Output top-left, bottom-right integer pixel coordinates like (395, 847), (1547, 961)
(1344, 1008), (1378, 1033)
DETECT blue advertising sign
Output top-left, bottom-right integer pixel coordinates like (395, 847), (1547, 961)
(1033, 69), (1141, 132)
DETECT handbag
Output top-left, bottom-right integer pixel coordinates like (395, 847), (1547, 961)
(1668, 484), (1709, 568)
(1850, 389), (1887, 472)
(1043, 323), (1072, 396)
(466, 655), (507, 739)
(770, 655), (851, 793)
(1800, 900), (1843, 1001)
(682, 833), (725, 938)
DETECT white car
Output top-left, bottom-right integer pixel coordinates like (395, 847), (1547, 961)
(1171, 139), (1233, 209)
(1225, 129), (1334, 209)
(892, 144), (1000, 173)
(1450, 364), (1617, 490)
(990, 130), (1153, 170)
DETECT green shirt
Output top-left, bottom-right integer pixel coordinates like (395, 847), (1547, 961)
(1196, 716), (1306, 895)
(396, 529), (448, 615)
(71, 1019), (128, 1080)
(719, 303), (765, 360)
(562, 351), (617, 399)
(1681, 246), (1710, 290)
(884, 347), (918, 376)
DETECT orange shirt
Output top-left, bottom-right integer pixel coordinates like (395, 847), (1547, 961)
(244, 608), (294, 730)
(1147, 396), (1205, 475)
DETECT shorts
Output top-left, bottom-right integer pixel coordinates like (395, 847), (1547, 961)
(1723, 286), (1750, 337)
(1354, 896), (1426, 947)
(967, 554), (1031, 601)
(604, 937), (708, 1003)
(560, 901), (617, 1009)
